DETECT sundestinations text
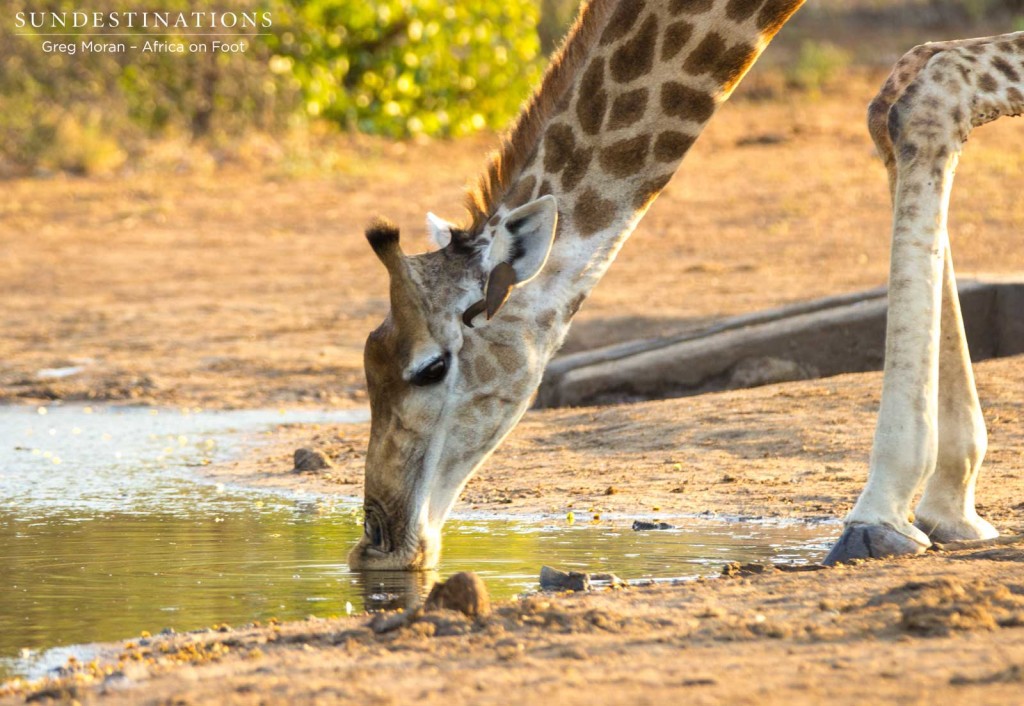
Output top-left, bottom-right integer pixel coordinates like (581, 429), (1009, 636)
(15, 11), (272, 30)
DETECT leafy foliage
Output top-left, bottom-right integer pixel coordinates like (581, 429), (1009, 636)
(0, 0), (291, 172)
(269, 0), (544, 137)
(0, 0), (546, 170)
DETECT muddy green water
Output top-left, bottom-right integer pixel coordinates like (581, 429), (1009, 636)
(0, 404), (836, 681)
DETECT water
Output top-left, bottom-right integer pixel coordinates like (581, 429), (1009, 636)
(0, 404), (836, 681)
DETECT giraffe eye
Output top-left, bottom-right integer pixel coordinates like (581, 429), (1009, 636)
(410, 353), (449, 387)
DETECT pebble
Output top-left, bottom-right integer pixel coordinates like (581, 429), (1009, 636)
(539, 565), (591, 592)
(293, 447), (332, 472)
(424, 571), (491, 618)
(631, 520), (675, 530)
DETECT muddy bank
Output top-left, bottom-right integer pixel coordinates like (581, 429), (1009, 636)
(4, 541), (1024, 705)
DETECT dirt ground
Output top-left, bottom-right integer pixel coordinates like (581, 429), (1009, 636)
(3, 74), (1023, 408)
(3, 71), (1024, 704)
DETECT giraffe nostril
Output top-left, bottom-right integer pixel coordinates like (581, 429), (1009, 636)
(364, 506), (391, 552)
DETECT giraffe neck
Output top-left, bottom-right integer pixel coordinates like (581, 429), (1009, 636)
(486, 0), (804, 346)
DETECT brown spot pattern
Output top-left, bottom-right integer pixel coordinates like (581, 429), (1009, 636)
(537, 180), (554, 198)
(610, 14), (658, 84)
(474, 355), (497, 383)
(725, 0), (765, 21)
(577, 58), (608, 136)
(491, 342), (524, 375)
(608, 88), (649, 129)
(506, 176), (537, 209)
(898, 142), (918, 163)
(978, 73), (998, 92)
(670, 0), (714, 14)
(991, 56), (1020, 83)
(756, 0), (803, 37)
(633, 173), (673, 210)
(573, 188), (617, 237)
(561, 147), (594, 192)
(683, 32), (726, 75)
(566, 293), (586, 319)
(653, 131), (695, 162)
(599, 135), (651, 177)
(487, 215), (501, 227)
(714, 43), (760, 91)
(661, 20), (694, 61)
(543, 124), (575, 173)
(535, 310), (556, 329)
(1008, 87), (1024, 104)
(599, 0), (644, 46)
(661, 82), (715, 123)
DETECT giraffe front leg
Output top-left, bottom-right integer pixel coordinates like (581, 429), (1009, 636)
(823, 245), (941, 563)
(824, 136), (956, 565)
(913, 246), (997, 543)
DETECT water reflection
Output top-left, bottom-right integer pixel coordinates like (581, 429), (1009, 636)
(0, 405), (836, 681)
(356, 570), (440, 612)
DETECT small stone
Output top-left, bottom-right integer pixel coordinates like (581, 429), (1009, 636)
(424, 572), (491, 618)
(604, 486), (618, 495)
(293, 447), (332, 472)
(632, 520), (675, 530)
(721, 562), (769, 578)
(589, 572), (628, 588)
(369, 611), (410, 634)
(539, 565), (591, 592)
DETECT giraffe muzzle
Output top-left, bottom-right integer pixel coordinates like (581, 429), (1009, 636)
(362, 503), (393, 553)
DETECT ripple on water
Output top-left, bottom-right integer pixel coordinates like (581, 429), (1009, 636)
(0, 404), (835, 681)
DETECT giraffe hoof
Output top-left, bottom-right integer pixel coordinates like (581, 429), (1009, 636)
(822, 523), (929, 566)
(914, 515), (999, 544)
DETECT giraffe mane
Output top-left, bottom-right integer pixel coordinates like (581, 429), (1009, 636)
(463, 0), (616, 234)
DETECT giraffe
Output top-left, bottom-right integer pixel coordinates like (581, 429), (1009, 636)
(824, 32), (1024, 563)
(349, 0), (806, 570)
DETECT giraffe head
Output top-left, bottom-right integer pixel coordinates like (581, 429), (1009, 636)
(348, 195), (559, 570)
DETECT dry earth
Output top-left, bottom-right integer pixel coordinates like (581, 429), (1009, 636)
(3, 77), (1023, 408)
(2, 77), (1024, 703)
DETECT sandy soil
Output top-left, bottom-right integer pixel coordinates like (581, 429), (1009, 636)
(2, 82), (1024, 703)
(3, 78), (1023, 408)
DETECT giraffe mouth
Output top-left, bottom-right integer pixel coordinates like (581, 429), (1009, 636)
(349, 498), (440, 570)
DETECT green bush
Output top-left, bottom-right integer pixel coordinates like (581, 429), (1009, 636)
(268, 0), (544, 137)
(786, 40), (851, 94)
(0, 0), (294, 172)
(0, 0), (545, 171)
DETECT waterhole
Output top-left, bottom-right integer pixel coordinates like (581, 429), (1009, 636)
(0, 404), (834, 681)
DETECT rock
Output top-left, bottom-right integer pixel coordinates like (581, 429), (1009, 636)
(424, 572), (491, 618)
(293, 447), (332, 472)
(721, 562), (770, 578)
(589, 572), (628, 588)
(632, 520), (675, 530)
(368, 611), (411, 634)
(539, 565), (591, 592)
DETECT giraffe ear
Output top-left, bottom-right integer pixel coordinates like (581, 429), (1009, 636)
(464, 196), (558, 326)
(425, 212), (452, 249)
(491, 195), (558, 286)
